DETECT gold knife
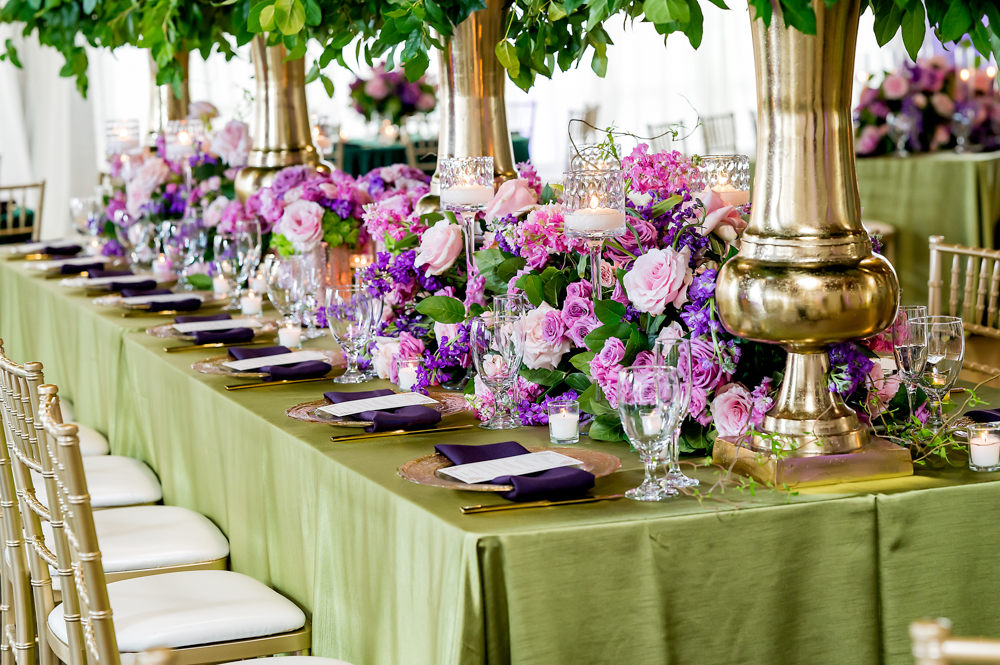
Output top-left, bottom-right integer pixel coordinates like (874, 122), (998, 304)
(330, 424), (474, 442)
(461, 494), (625, 515)
(165, 340), (270, 353)
(225, 376), (332, 391)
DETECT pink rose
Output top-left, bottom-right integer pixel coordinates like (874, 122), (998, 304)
(567, 316), (600, 347)
(484, 179), (537, 224)
(364, 76), (389, 100)
(541, 309), (567, 346)
(434, 320), (460, 345)
(561, 296), (593, 324)
(189, 101), (218, 121)
(711, 384), (755, 438)
(398, 331), (425, 359)
(566, 281), (593, 300)
(856, 125), (888, 155)
(696, 187), (747, 242)
(930, 124), (951, 151)
(520, 303), (571, 370)
(125, 156), (172, 216)
(416, 93), (436, 111)
(210, 120), (251, 168)
(867, 362), (901, 414)
(372, 337), (401, 380)
(912, 92), (927, 109)
(859, 86), (879, 108)
(415, 219), (463, 276)
(882, 74), (909, 100)
(599, 260), (617, 288)
(930, 93), (955, 118)
(278, 199), (325, 252)
(203, 175), (221, 192)
(218, 201), (246, 234)
(203, 196), (229, 228)
(623, 246), (693, 315)
(656, 322), (685, 342)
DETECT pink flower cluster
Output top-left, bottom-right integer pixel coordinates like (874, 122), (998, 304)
(561, 281), (601, 347)
(589, 339), (656, 409)
(516, 161), (542, 198)
(621, 144), (701, 199)
(514, 205), (586, 270)
(710, 379), (773, 437)
(362, 190), (430, 242)
(371, 332), (425, 382)
(688, 337), (734, 424)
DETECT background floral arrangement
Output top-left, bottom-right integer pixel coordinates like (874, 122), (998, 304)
(855, 56), (1000, 156)
(362, 145), (927, 451)
(349, 64), (437, 126)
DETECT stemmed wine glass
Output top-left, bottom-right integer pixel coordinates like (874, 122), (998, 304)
(469, 315), (525, 430)
(299, 245), (328, 339)
(69, 196), (104, 240)
(213, 227), (256, 310)
(263, 254), (305, 323)
(361, 286), (385, 380)
(886, 112), (913, 158)
(617, 365), (683, 501)
(892, 305), (929, 418)
(113, 210), (155, 270)
(161, 207), (207, 289)
(653, 337), (699, 488)
(323, 285), (370, 384)
(914, 316), (965, 433)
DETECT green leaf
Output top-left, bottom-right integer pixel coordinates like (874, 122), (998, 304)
(548, 2), (568, 20)
(474, 247), (507, 275)
(495, 40), (519, 78)
(187, 273), (213, 291)
(649, 194), (683, 217)
(304, 0), (322, 25)
(543, 270), (568, 307)
(900, 3), (925, 60)
(258, 3), (277, 31)
(564, 373), (592, 392)
(579, 383), (616, 416)
(522, 274), (545, 307)
(569, 351), (596, 376)
(415, 295), (467, 324)
(403, 50), (430, 81)
(591, 45), (608, 77)
(82, 0), (96, 13)
(749, 0), (772, 25)
(588, 414), (624, 441)
(584, 322), (632, 352)
(3, 41), (20, 68)
(496, 256), (528, 282)
(319, 74), (335, 97)
(594, 299), (627, 326)
(939, 1), (972, 43)
(273, 0), (306, 35)
(873, 1), (903, 45)
(780, 0), (817, 34)
(520, 367), (567, 387)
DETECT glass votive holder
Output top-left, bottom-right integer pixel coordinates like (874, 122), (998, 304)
(395, 358), (421, 392)
(438, 157), (495, 212)
(240, 290), (263, 316)
(547, 399), (580, 445)
(164, 119), (204, 161)
(105, 119), (141, 156)
(562, 169), (627, 239)
(967, 425), (1000, 472)
(277, 320), (303, 349)
(568, 142), (621, 171)
(698, 155), (751, 207)
(249, 270), (267, 294)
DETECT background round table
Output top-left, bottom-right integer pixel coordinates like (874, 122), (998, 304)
(341, 134), (531, 176)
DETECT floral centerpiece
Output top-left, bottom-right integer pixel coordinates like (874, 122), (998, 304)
(349, 64), (436, 126)
(361, 147), (927, 450)
(855, 57), (1000, 156)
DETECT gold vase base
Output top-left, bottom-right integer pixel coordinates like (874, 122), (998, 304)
(712, 435), (913, 488)
(415, 193), (440, 216)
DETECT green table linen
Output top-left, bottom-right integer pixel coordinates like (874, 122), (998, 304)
(342, 136), (532, 177)
(3, 257), (1000, 664)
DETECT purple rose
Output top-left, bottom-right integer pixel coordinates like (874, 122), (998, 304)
(566, 281), (593, 299)
(561, 296), (593, 324)
(567, 316), (600, 347)
(541, 309), (567, 346)
(271, 166), (311, 196)
(596, 337), (626, 367)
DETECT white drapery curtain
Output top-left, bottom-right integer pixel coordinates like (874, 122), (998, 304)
(1, 6), (916, 238)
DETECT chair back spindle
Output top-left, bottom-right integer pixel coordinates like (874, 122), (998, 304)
(0, 183), (45, 245)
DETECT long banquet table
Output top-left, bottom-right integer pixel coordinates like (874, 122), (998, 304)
(3, 257), (1000, 665)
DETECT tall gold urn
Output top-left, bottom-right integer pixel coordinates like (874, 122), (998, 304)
(715, 0), (899, 456)
(235, 35), (325, 202)
(147, 51), (190, 146)
(419, 0), (517, 211)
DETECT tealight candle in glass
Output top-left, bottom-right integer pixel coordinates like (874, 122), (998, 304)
(165, 119), (204, 188)
(396, 358), (421, 392)
(968, 425), (1000, 472)
(562, 169), (626, 301)
(547, 398), (580, 445)
(568, 142), (621, 171)
(439, 157), (495, 278)
(249, 270), (267, 294)
(277, 320), (303, 349)
(105, 119), (140, 156)
(240, 290), (263, 316)
(698, 155), (751, 207)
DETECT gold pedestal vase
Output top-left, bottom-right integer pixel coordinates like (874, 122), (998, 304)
(417, 0), (518, 213)
(715, 0), (900, 462)
(235, 35), (326, 202)
(148, 51), (190, 146)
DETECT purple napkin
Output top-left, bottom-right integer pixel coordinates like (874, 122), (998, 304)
(120, 288), (200, 312)
(122, 287), (173, 298)
(435, 441), (595, 502)
(227, 345), (329, 381)
(229, 345), (290, 360)
(175, 313), (231, 324)
(42, 244), (81, 256)
(59, 262), (103, 275)
(88, 269), (133, 278)
(324, 388), (442, 433)
(191, 328), (255, 345)
(110, 278), (157, 291)
(966, 409), (1000, 423)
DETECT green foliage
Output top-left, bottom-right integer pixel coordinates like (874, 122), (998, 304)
(415, 295), (467, 323)
(186, 273), (214, 291)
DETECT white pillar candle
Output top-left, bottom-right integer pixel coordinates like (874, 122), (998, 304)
(440, 185), (494, 206)
(240, 291), (263, 316)
(971, 434), (1000, 467)
(641, 412), (664, 437)
(212, 274), (230, 294)
(564, 208), (626, 233)
(549, 412), (580, 440)
(398, 366), (419, 392)
(152, 254), (174, 282)
(249, 274), (267, 293)
(277, 322), (302, 348)
(712, 183), (750, 207)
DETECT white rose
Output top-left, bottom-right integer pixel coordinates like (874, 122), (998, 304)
(520, 303), (571, 371)
(203, 196), (229, 228)
(371, 337), (401, 380)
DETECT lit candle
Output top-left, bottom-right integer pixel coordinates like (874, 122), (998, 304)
(212, 274), (230, 294)
(970, 433), (1000, 469)
(240, 290), (263, 316)
(277, 321), (302, 349)
(313, 126), (333, 152)
(167, 130), (195, 160)
(397, 363), (419, 392)
(152, 253), (174, 282)
(249, 271), (267, 294)
(549, 412), (579, 440)
(440, 184), (494, 206)
(86, 238), (102, 256)
(960, 68), (971, 102)
(711, 178), (750, 207)
(641, 412), (664, 437)
(565, 194), (626, 233)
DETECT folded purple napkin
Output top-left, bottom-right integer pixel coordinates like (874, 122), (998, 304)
(324, 388), (442, 433)
(175, 313), (231, 324)
(111, 279), (157, 291)
(191, 328), (255, 345)
(435, 441), (595, 502)
(88, 269), (133, 278)
(42, 244), (81, 256)
(228, 345), (330, 381)
(120, 288), (201, 312)
(59, 262), (103, 275)
(966, 409), (1000, 423)
(122, 287), (173, 298)
(229, 345), (290, 360)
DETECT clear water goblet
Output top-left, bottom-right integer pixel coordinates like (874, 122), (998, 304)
(263, 254), (305, 322)
(914, 316), (965, 433)
(653, 337), (699, 488)
(323, 285), (370, 384)
(886, 112), (913, 157)
(213, 229), (255, 311)
(113, 210), (155, 271)
(69, 196), (103, 240)
(892, 305), (928, 418)
(361, 287), (385, 380)
(469, 315), (525, 430)
(617, 364), (682, 501)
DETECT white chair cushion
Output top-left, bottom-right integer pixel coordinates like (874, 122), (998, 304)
(73, 423), (110, 457)
(219, 658), (353, 665)
(48, 570), (306, 652)
(32, 456), (162, 509)
(41, 505), (229, 573)
(59, 401), (75, 422)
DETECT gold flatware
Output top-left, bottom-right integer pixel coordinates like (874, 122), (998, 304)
(165, 341), (270, 353)
(5, 253), (48, 261)
(460, 494), (625, 515)
(225, 377), (332, 391)
(121, 304), (225, 318)
(330, 424), (474, 442)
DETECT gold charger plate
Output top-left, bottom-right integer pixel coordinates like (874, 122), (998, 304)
(398, 446), (621, 492)
(192, 349), (343, 379)
(147, 317), (279, 340)
(285, 391), (469, 427)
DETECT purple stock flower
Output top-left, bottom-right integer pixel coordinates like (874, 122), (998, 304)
(828, 342), (874, 396)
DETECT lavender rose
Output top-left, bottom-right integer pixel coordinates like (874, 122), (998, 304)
(710, 384), (754, 437)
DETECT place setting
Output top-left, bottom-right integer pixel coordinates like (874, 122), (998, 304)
(1, 239), (85, 260)
(23, 255), (116, 278)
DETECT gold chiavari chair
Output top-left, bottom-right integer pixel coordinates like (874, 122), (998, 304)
(912, 618), (1000, 664)
(928, 236), (1000, 384)
(647, 122), (686, 154)
(401, 133), (438, 175)
(701, 113), (737, 154)
(568, 106), (599, 143)
(0, 183), (45, 245)
(37, 386), (313, 665)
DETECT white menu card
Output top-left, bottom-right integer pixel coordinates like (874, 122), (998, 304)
(316, 392), (439, 418)
(222, 350), (328, 371)
(438, 451), (583, 485)
(172, 318), (263, 333)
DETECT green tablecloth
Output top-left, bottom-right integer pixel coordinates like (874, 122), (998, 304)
(343, 135), (531, 177)
(4, 258), (1000, 664)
